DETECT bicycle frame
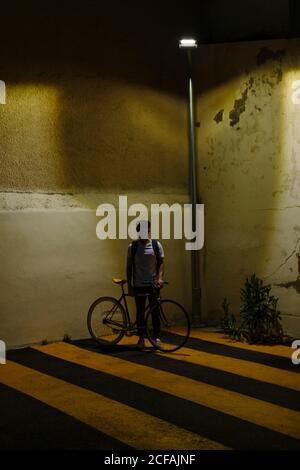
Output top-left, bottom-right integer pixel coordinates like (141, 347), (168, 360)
(104, 283), (163, 333)
(88, 280), (190, 353)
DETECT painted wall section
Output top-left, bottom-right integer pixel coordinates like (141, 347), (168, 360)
(0, 194), (191, 349)
(0, 81), (187, 193)
(197, 39), (300, 336)
(0, 15), (191, 348)
(0, 74), (190, 348)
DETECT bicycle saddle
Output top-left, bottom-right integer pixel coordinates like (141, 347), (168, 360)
(112, 278), (127, 285)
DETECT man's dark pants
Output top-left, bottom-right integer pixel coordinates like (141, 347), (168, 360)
(134, 286), (160, 338)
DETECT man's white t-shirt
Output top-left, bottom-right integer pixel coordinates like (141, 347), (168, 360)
(128, 239), (164, 287)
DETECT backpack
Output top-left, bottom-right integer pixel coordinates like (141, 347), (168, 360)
(131, 239), (161, 282)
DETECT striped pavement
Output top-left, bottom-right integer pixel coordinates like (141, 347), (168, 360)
(0, 331), (299, 450)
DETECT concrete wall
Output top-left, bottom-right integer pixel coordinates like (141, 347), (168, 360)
(0, 13), (192, 348)
(197, 39), (300, 336)
(0, 193), (191, 349)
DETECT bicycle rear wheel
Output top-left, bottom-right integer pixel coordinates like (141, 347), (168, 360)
(145, 299), (190, 352)
(87, 296), (126, 346)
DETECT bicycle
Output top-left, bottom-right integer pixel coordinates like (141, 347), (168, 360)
(87, 279), (191, 352)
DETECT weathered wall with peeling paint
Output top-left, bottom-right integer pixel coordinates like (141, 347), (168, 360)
(197, 39), (300, 336)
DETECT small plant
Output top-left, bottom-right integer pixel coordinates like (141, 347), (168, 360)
(63, 334), (71, 343)
(220, 274), (283, 344)
(239, 274), (283, 343)
(41, 339), (48, 345)
(220, 298), (241, 341)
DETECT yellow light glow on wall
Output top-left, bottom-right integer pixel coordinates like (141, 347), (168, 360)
(0, 84), (65, 190)
(0, 80), (6, 104)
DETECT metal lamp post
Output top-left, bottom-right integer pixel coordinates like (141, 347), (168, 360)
(179, 38), (201, 326)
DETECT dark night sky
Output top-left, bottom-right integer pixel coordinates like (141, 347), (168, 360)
(1, 0), (300, 44)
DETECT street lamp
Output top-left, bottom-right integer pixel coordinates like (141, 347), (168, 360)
(179, 38), (197, 49)
(179, 37), (202, 326)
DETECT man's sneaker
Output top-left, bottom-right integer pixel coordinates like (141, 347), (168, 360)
(137, 337), (145, 349)
(155, 338), (161, 348)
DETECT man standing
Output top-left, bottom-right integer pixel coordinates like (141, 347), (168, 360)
(127, 220), (164, 348)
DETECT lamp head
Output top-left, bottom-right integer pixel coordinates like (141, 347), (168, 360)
(179, 38), (197, 49)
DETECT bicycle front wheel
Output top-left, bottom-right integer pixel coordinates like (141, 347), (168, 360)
(87, 296), (126, 346)
(145, 299), (190, 352)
